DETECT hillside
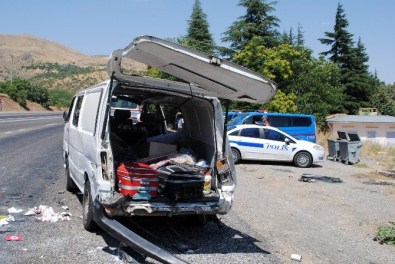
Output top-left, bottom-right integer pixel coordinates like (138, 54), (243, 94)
(0, 34), (147, 92)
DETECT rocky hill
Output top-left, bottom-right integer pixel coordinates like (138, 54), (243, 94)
(0, 34), (147, 92)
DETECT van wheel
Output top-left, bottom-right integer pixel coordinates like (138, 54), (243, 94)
(294, 151), (312, 168)
(65, 158), (78, 193)
(83, 180), (98, 231)
(231, 148), (241, 164)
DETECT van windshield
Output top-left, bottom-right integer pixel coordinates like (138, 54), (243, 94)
(112, 99), (139, 109)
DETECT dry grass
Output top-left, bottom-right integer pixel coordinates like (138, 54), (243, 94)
(361, 140), (395, 170)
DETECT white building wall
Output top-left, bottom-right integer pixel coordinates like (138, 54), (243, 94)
(329, 123), (395, 146)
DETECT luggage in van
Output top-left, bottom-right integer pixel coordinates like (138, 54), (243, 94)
(157, 164), (204, 201)
(116, 162), (159, 200)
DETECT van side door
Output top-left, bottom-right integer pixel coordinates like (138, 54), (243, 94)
(67, 94), (86, 189)
(68, 87), (104, 189)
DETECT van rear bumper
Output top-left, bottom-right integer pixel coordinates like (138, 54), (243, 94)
(101, 196), (231, 217)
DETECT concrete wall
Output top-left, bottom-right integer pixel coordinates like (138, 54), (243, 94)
(328, 122), (395, 146)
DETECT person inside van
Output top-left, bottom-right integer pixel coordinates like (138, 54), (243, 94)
(254, 115), (270, 126)
(262, 116), (270, 126)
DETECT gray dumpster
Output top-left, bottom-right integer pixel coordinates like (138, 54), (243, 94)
(327, 139), (340, 161)
(327, 131), (349, 162)
(338, 132), (363, 165)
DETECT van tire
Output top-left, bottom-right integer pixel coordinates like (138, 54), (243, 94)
(294, 151), (312, 168)
(231, 148), (241, 164)
(65, 157), (78, 193)
(83, 180), (98, 231)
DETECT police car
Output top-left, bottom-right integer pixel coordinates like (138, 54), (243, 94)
(227, 125), (325, 167)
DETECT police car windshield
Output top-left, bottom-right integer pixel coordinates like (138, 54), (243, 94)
(227, 113), (250, 125)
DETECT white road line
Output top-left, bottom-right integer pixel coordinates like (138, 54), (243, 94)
(0, 116), (61, 123)
(0, 122), (63, 136)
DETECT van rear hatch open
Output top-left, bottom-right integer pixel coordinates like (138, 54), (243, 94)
(107, 35), (277, 104)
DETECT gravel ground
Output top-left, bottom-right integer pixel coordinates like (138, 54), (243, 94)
(229, 155), (395, 264)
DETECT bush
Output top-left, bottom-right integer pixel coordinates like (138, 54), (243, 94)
(375, 222), (395, 245)
(48, 88), (73, 108)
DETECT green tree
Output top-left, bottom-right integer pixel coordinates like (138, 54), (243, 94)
(184, 0), (215, 54)
(1, 77), (51, 108)
(231, 38), (300, 112)
(48, 88), (74, 108)
(233, 38), (299, 84)
(319, 3), (354, 66)
(262, 89), (297, 113)
(370, 83), (395, 116)
(319, 3), (375, 114)
(342, 38), (377, 112)
(5, 78), (31, 107)
(291, 56), (345, 127)
(28, 85), (49, 107)
(221, 0), (280, 57)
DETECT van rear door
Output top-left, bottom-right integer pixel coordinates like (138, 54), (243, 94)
(107, 35), (276, 104)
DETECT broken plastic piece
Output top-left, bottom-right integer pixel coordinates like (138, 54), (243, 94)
(5, 234), (22, 241)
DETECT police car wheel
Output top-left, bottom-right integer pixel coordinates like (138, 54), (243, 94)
(231, 148), (241, 164)
(294, 151), (312, 168)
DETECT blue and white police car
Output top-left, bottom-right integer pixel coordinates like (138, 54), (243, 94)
(227, 125), (325, 167)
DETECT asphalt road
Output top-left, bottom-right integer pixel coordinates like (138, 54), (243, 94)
(0, 112), (282, 264)
(1, 112), (394, 264)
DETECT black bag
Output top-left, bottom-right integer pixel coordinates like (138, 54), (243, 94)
(157, 165), (204, 201)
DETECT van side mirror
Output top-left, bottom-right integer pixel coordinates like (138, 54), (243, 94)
(63, 111), (69, 122)
(285, 138), (290, 145)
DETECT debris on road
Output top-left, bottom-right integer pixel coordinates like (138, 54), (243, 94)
(7, 207), (23, 214)
(0, 215), (15, 226)
(5, 234), (22, 241)
(291, 253), (302, 261)
(24, 205), (71, 222)
(299, 174), (343, 183)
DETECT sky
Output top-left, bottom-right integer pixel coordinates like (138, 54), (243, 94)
(1, 0), (394, 84)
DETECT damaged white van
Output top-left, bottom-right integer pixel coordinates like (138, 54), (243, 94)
(63, 36), (276, 231)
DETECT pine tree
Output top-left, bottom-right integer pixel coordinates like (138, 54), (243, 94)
(319, 3), (375, 114)
(184, 0), (215, 54)
(319, 3), (354, 68)
(296, 24), (304, 47)
(221, 0), (280, 56)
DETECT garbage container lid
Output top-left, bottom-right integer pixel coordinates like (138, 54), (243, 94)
(337, 131), (348, 140)
(348, 132), (360, 141)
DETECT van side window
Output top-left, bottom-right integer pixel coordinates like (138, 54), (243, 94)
(72, 95), (84, 127)
(80, 89), (103, 135)
(64, 97), (76, 122)
(242, 116), (254, 124)
(293, 117), (311, 126)
(270, 116), (291, 127)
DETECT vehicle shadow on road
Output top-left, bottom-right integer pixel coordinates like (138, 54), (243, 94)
(239, 159), (324, 168)
(74, 196), (271, 261)
(116, 215), (271, 255)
